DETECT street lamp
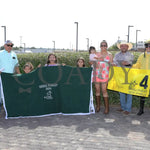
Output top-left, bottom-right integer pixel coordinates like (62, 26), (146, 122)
(136, 30), (141, 50)
(86, 38), (89, 51)
(74, 22), (78, 52)
(20, 36), (22, 51)
(22, 43), (26, 52)
(127, 25), (134, 42)
(117, 36), (120, 43)
(52, 41), (55, 51)
(1, 26), (6, 43)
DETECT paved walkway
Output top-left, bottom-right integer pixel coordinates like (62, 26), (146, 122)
(0, 106), (150, 150)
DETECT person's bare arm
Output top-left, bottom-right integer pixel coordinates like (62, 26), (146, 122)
(15, 66), (21, 74)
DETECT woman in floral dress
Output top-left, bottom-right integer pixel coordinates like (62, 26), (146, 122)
(92, 40), (113, 114)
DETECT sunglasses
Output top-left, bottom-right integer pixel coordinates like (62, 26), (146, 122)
(101, 45), (107, 47)
(6, 44), (13, 47)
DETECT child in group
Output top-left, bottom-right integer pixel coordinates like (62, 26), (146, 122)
(76, 57), (85, 67)
(89, 46), (99, 71)
(45, 53), (58, 66)
(89, 46), (98, 62)
(23, 62), (34, 74)
(45, 53), (65, 66)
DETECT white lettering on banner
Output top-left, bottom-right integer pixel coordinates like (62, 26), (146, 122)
(39, 83), (58, 89)
(39, 84), (47, 88)
(46, 87), (52, 90)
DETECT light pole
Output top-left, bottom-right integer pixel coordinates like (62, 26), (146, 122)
(52, 41), (55, 51)
(117, 36), (120, 43)
(136, 30), (141, 50)
(86, 38), (89, 51)
(20, 36), (22, 51)
(74, 22), (78, 52)
(127, 25), (134, 42)
(1, 26), (6, 43)
(22, 43), (26, 52)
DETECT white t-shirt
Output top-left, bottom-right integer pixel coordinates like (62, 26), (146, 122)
(89, 53), (97, 61)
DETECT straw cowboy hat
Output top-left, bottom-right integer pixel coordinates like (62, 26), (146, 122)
(145, 39), (150, 46)
(117, 41), (133, 50)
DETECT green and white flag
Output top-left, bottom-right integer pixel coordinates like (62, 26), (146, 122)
(0, 66), (95, 119)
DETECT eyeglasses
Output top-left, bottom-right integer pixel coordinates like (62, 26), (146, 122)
(6, 44), (13, 47)
(101, 45), (107, 47)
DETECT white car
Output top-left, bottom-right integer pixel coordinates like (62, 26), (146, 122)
(25, 50), (33, 53)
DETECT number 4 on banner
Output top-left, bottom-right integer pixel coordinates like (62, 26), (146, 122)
(140, 75), (148, 89)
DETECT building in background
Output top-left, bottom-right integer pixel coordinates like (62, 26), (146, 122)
(132, 41), (145, 50)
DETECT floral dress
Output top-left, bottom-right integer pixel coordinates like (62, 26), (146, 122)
(92, 53), (111, 83)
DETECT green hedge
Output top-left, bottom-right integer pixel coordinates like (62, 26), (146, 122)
(17, 51), (150, 108)
(17, 52), (90, 73)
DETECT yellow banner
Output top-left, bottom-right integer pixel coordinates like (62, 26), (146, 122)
(108, 66), (150, 97)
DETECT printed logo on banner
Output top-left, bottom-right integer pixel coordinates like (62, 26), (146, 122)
(129, 80), (138, 90)
(39, 83), (58, 100)
(44, 90), (53, 100)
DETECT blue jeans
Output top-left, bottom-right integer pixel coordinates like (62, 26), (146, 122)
(119, 92), (132, 112)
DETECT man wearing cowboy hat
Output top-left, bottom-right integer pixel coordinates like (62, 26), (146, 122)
(132, 40), (150, 115)
(113, 41), (134, 115)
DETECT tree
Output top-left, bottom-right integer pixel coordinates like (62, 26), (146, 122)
(108, 43), (119, 50)
(12, 46), (20, 50)
(30, 47), (36, 49)
(0, 46), (4, 50)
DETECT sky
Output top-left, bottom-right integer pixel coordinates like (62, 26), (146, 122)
(0, 0), (150, 50)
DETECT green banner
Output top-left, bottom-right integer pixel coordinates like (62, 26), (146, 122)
(0, 66), (94, 119)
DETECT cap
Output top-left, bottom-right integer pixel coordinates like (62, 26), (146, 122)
(5, 40), (13, 45)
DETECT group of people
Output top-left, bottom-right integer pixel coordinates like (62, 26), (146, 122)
(88, 40), (150, 116)
(0, 39), (150, 116)
(88, 40), (134, 115)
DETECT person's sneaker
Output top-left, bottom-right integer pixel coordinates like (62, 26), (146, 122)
(123, 111), (130, 115)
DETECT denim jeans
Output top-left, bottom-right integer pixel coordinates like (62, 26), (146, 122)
(119, 92), (132, 112)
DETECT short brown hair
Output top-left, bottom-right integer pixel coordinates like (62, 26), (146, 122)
(89, 46), (96, 54)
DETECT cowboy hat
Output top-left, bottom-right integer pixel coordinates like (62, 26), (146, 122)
(117, 41), (133, 50)
(145, 39), (150, 46)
